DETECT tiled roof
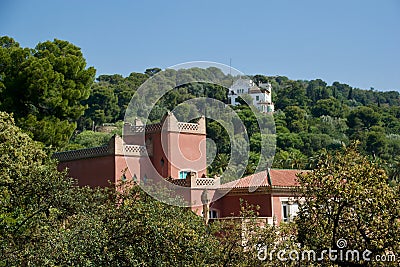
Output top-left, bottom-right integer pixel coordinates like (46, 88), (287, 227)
(219, 169), (305, 189)
(249, 86), (262, 94)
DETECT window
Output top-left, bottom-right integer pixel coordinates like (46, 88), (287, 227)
(209, 209), (218, 219)
(282, 203), (289, 222)
(282, 201), (299, 222)
(179, 170), (197, 179)
(256, 95), (259, 101)
(202, 209), (219, 219)
(179, 170), (194, 179)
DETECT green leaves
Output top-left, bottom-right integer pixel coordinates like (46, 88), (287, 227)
(83, 83), (120, 125)
(296, 145), (400, 265)
(0, 36), (95, 148)
(0, 112), (77, 265)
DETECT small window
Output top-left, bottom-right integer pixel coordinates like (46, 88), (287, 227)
(209, 209), (218, 219)
(256, 96), (259, 101)
(179, 171), (190, 179)
(282, 201), (299, 222)
(202, 209), (219, 219)
(179, 170), (196, 179)
(282, 203), (289, 222)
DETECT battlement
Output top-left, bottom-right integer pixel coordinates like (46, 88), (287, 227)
(54, 145), (111, 162)
(169, 172), (220, 189)
(124, 112), (206, 135)
(53, 135), (149, 162)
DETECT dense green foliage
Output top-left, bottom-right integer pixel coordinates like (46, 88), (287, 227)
(1, 36), (399, 176)
(2, 112), (399, 266)
(1, 36), (399, 266)
(76, 68), (400, 182)
(0, 36), (96, 148)
(296, 145), (400, 266)
(0, 111), (298, 266)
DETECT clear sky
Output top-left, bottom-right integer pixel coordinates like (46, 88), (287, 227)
(1, 0), (399, 91)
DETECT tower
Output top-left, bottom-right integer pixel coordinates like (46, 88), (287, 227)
(123, 112), (207, 181)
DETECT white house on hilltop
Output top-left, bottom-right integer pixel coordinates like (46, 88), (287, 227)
(228, 79), (274, 113)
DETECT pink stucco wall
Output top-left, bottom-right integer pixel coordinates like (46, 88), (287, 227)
(168, 132), (206, 179)
(58, 155), (115, 188)
(211, 193), (273, 218)
(272, 195), (282, 223)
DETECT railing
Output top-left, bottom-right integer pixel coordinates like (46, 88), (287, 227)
(191, 177), (220, 188)
(177, 122), (199, 132)
(131, 125), (145, 133)
(170, 179), (189, 187)
(145, 123), (162, 132)
(123, 145), (148, 156)
(130, 123), (162, 133)
(129, 122), (202, 134)
(168, 176), (220, 188)
(53, 146), (110, 162)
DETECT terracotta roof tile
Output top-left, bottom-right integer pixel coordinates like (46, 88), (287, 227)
(219, 169), (306, 189)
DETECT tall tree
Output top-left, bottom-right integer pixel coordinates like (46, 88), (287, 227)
(346, 106), (381, 138)
(0, 36), (95, 148)
(283, 105), (307, 133)
(0, 112), (78, 265)
(312, 97), (343, 118)
(82, 83), (120, 126)
(296, 145), (400, 266)
(275, 80), (308, 110)
(144, 67), (161, 77)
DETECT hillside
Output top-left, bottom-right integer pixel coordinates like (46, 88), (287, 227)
(72, 69), (400, 182)
(1, 36), (399, 182)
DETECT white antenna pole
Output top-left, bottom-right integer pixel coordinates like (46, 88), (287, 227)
(229, 58), (232, 76)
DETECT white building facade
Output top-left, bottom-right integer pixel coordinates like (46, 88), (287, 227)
(228, 79), (274, 113)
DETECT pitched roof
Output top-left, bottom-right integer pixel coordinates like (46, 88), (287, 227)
(219, 169), (305, 189)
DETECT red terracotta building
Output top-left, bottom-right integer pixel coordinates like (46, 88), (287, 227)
(54, 112), (303, 224)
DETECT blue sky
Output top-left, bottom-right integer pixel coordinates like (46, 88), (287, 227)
(1, 0), (399, 91)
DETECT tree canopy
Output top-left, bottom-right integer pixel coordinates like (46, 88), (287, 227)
(0, 111), (299, 266)
(296, 145), (400, 266)
(0, 36), (95, 148)
(70, 66), (400, 182)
